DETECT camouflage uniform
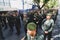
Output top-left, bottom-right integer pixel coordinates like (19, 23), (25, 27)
(24, 33), (44, 40)
(21, 22), (44, 40)
(41, 13), (54, 40)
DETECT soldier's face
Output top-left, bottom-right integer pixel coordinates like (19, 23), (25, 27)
(46, 16), (51, 19)
(27, 29), (36, 37)
(13, 14), (16, 16)
(23, 14), (27, 18)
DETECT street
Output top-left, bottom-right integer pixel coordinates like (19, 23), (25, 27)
(2, 13), (60, 40)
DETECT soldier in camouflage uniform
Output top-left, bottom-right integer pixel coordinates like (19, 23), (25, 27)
(41, 13), (54, 40)
(21, 22), (44, 40)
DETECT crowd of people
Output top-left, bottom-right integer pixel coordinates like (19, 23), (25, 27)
(22, 9), (57, 40)
(0, 9), (58, 40)
(0, 11), (21, 40)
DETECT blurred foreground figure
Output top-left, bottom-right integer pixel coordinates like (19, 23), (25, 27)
(21, 22), (44, 40)
(41, 13), (54, 40)
(0, 14), (4, 40)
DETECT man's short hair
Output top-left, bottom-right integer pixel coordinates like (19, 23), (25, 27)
(27, 22), (37, 31)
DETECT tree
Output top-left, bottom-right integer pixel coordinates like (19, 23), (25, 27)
(33, 0), (58, 10)
(33, 0), (50, 10)
(44, 0), (58, 9)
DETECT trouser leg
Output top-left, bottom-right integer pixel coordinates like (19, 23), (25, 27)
(15, 23), (20, 35)
(9, 23), (14, 32)
(44, 33), (47, 40)
(48, 32), (52, 40)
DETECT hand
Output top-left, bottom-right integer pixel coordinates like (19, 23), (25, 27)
(36, 22), (38, 24)
(45, 31), (48, 34)
(34, 18), (36, 20)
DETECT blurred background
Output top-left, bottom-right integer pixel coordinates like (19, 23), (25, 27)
(0, 0), (60, 40)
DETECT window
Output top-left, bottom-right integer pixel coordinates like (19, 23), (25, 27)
(4, 0), (10, 6)
(0, 0), (4, 6)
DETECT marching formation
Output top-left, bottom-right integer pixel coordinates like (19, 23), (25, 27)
(0, 9), (58, 40)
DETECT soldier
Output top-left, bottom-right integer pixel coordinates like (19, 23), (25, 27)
(21, 22), (44, 40)
(2, 13), (8, 30)
(7, 12), (14, 32)
(14, 12), (21, 35)
(52, 11), (57, 23)
(41, 13), (54, 40)
(28, 12), (35, 23)
(34, 11), (43, 33)
(23, 13), (28, 34)
(0, 13), (4, 40)
(37, 11), (43, 28)
(33, 12), (38, 24)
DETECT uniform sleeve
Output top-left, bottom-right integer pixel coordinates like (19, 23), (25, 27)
(41, 19), (46, 31)
(48, 20), (54, 32)
(42, 25), (45, 31)
(21, 36), (25, 40)
(38, 35), (44, 40)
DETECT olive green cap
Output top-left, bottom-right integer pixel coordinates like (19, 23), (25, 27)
(27, 22), (37, 30)
(47, 13), (52, 16)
